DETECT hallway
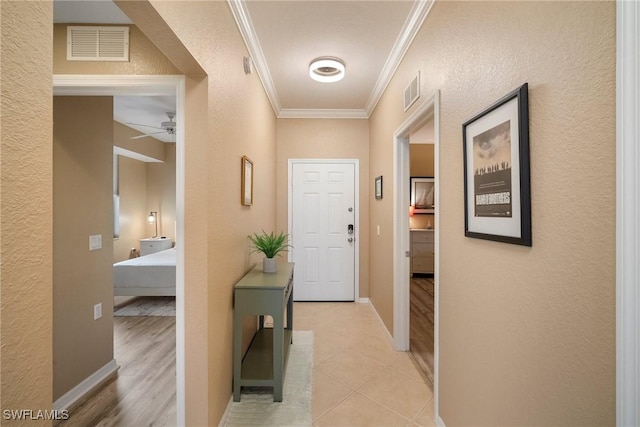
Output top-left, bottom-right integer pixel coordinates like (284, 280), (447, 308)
(58, 302), (434, 426)
(296, 302), (435, 426)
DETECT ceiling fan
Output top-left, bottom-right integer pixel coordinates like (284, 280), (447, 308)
(127, 112), (176, 140)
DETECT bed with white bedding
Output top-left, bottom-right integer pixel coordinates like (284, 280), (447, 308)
(113, 248), (176, 296)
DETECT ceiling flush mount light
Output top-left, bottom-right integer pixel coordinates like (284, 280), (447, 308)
(309, 57), (345, 83)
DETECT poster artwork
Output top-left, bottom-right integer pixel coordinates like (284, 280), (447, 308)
(473, 120), (512, 217)
(415, 181), (434, 209)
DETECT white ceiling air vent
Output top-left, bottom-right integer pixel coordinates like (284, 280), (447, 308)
(404, 72), (420, 111)
(67, 26), (129, 62)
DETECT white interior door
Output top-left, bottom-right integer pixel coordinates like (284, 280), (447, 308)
(291, 162), (356, 301)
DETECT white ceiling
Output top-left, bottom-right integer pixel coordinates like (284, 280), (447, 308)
(54, 0), (131, 24)
(53, 0), (430, 129)
(114, 95), (176, 143)
(241, 1), (417, 115)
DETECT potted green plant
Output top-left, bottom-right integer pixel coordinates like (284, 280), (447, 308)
(248, 230), (292, 273)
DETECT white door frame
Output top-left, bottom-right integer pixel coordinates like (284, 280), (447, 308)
(287, 159), (360, 301)
(392, 92), (440, 419)
(53, 75), (187, 426)
(616, 1), (639, 425)
(392, 94), (438, 349)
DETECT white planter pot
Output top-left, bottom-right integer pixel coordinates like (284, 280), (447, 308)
(263, 257), (277, 273)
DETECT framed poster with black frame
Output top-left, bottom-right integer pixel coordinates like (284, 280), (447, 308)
(462, 83), (531, 246)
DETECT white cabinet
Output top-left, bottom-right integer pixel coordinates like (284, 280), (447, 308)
(410, 230), (434, 275)
(139, 238), (172, 256)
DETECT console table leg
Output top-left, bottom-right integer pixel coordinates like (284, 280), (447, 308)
(233, 311), (243, 402)
(273, 315), (284, 402)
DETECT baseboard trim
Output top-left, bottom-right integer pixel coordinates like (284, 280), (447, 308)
(218, 396), (234, 426)
(367, 300), (394, 345)
(53, 359), (119, 412)
(436, 415), (446, 426)
(357, 297), (369, 303)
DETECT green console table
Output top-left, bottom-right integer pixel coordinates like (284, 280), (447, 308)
(233, 262), (294, 402)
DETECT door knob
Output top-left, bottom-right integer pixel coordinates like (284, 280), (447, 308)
(348, 237), (353, 243)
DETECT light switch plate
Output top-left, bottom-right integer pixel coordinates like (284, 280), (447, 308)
(94, 303), (102, 320)
(89, 234), (102, 251)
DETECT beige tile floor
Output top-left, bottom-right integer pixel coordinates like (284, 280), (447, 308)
(293, 301), (436, 427)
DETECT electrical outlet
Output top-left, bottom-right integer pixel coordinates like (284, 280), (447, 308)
(94, 303), (102, 320)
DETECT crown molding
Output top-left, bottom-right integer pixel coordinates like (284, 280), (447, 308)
(227, 0), (281, 115)
(278, 109), (368, 119)
(365, 0), (435, 116)
(228, 0), (433, 119)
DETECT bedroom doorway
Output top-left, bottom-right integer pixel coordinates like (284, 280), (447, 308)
(409, 120), (435, 386)
(392, 91), (440, 420)
(407, 124), (436, 386)
(53, 75), (186, 424)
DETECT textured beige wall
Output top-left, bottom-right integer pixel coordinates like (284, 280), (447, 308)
(53, 97), (115, 400)
(53, 24), (180, 75)
(0, 0), (54, 418)
(276, 119), (370, 297)
(410, 144), (434, 177)
(147, 144), (176, 241)
(114, 0), (206, 76)
(114, 155), (147, 263)
(138, 2), (278, 423)
(181, 75), (210, 427)
(53, 97), (113, 399)
(370, 1), (615, 425)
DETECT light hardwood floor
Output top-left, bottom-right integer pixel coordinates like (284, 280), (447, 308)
(58, 316), (176, 427)
(410, 275), (435, 385)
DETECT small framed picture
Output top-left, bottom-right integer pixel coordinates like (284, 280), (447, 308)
(410, 177), (434, 213)
(375, 176), (383, 199)
(241, 156), (253, 206)
(462, 83), (531, 246)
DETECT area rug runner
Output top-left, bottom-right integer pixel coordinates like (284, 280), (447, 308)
(224, 331), (313, 427)
(113, 296), (176, 317)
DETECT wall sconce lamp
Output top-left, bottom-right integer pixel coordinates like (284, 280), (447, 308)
(409, 205), (415, 217)
(148, 211), (158, 238)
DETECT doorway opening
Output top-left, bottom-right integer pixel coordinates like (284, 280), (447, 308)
(407, 124), (436, 385)
(52, 75), (186, 425)
(393, 91), (440, 418)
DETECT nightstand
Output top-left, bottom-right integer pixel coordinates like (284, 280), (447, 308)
(410, 230), (434, 275)
(139, 238), (173, 256)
